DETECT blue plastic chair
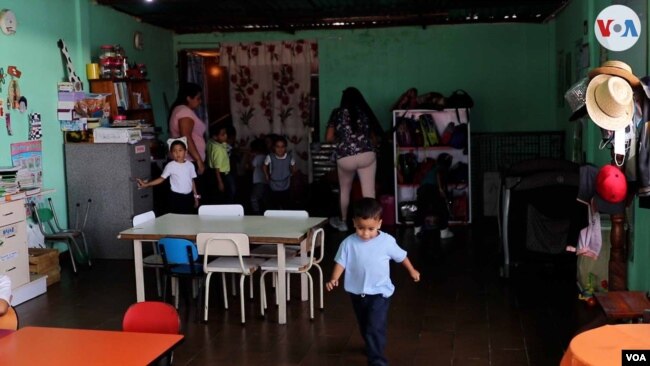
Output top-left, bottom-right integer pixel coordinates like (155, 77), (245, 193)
(158, 238), (204, 310)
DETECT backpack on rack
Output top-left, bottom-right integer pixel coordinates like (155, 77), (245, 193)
(449, 123), (468, 151)
(448, 162), (469, 185)
(418, 114), (439, 147)
(440, 122), (455, 146)
(395, 116), (415, 147)
(393, 88), (419, 111)
(397, 152), (418, 184)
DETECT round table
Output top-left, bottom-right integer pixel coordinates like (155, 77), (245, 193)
(560, 324), (650, 365)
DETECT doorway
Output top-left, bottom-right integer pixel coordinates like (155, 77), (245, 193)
(177, 49), (231, 128)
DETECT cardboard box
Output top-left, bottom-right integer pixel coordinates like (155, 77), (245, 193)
(44, 266), (61, 286)
(93, 127), (142, 144)
(28, 248), (60, 273)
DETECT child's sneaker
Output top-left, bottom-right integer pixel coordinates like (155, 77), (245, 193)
(440, 228), (454, 239)
(329, 217), (348, 232)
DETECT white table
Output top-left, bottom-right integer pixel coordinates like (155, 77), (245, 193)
(118, 213), (327, 324)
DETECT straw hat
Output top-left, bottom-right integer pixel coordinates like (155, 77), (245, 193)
(588, 60), (641, 88)
(585, 74), (634, 131)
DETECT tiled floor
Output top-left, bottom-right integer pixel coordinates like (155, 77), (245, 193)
(15, 221), (603, 365)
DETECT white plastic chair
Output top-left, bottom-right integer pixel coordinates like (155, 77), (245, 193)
(250, 210), (306, 299)
(133, 211), (164, 297)
(259, 228), (325, 320)
(198, 204), (244, 216)
(198, 204), (245, 297)
(197, 233), (264, 324)
(250, 210), (306, 258)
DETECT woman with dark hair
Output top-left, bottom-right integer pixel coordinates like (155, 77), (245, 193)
(169, 82), (207, 175)
(326, 87), (383, 231)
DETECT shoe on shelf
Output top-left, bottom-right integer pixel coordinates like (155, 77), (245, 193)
(440, 228), (454, 239)
(329, 217), (348, 232)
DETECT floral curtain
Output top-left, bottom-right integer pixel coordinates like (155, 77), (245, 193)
(219, 40), (318, 174)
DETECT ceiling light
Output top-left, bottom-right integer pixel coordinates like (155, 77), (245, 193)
(145, 0), (153, 2)
(504, 15), (509, 19)
(512, 14), (517, 19)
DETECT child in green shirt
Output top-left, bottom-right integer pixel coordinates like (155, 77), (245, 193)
(206, 122), (233, 203)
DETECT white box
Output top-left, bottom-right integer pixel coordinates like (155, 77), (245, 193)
(93, 127), (142, 144)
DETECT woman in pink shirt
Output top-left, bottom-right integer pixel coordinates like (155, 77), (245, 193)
(169, 82), (207, 175)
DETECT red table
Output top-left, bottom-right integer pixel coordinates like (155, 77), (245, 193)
(0, 326), (183, 365)
(560, 324), (650, 366)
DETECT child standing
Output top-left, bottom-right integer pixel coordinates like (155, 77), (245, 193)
(414, 153), (454, 239)
(249, 138), (269, 214)
(263, 135), (295, 209)
(206, 122), (234, 203)
(326, 198), (420, 366)
(137, 138), (199, 214)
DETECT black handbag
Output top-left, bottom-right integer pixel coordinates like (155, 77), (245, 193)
(446, 89), (474, 109)
(446, 89), (473, 123)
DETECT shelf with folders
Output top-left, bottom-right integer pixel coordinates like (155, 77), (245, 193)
(89, 79), (154, 125)
(392, 109), (472, 225)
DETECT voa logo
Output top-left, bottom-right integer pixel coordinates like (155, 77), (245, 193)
(622, 350), (650, 365)
(595, 5), (641, 52)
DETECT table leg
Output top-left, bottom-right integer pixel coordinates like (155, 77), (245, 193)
(276, 243), (287, 324)
(300, 240), (308, 301)
(134, 239), (145, 302)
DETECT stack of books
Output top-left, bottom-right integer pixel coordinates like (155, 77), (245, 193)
(0, 166), (24, 201)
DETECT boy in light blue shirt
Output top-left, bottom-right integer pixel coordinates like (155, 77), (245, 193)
(327, 198), (420, 366)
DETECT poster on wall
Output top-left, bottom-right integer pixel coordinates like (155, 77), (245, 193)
(10, 140), (42, 188)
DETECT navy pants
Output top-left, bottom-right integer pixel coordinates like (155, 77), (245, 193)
(169, 191), (195, 214)
(350, 293), (391, 366)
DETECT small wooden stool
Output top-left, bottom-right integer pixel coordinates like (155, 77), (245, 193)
(594, 291), (650, 323)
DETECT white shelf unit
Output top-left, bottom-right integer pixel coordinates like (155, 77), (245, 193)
(0, 198), (47, 305)
(392, 109), (472, 225)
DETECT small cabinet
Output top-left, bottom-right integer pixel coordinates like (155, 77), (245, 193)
(0, 199), (29, 289)
(64, 143), (153, 259)
(393, 109), (472, 225)
(89, 79), (154, 124)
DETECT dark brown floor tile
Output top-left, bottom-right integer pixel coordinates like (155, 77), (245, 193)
(490, 329), (526, 350)
(491, 349), (528, 366)
(452, 356), (491, 366)
(453, 331), (490, 359)
(422, 314), (456, 332)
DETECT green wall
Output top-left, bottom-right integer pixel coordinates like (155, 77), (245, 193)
(0, 0), (174, 222)
(175, 24), (557, 135)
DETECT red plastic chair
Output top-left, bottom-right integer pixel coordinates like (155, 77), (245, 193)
(122, 301), (180, 334)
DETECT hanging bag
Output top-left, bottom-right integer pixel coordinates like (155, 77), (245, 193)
(576, 203), (602, 259)
(419, 114), (439, 147)
(395, 116), (415, 147)
(449, 123), (468, 150)
(446, 89), (474, 122)
(440, 122), (455, 146)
